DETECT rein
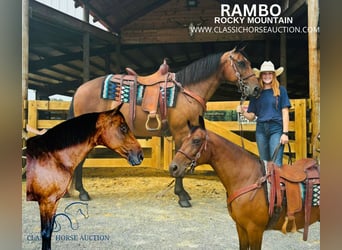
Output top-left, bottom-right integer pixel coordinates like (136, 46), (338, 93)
(238, 97), (246, 149)
(177, 132), (208, 173)
(171, 73), (207, 112)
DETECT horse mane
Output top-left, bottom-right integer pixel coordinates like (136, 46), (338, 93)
(175, 52), (224, 86)
(26, 112), (100, 157)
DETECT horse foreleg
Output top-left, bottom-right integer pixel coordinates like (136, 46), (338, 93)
(39, 201), (57, 250)
(174, 177), (192, 207)
(236, 224), (250, 250)
(248, 230), (263, 250)
(236, 223), (264, 250)
(73, 159), (90, 201)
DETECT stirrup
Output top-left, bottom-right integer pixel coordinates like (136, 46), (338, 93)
(145, 113), (161, 131)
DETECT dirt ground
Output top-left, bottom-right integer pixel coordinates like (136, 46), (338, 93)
(22, 167), (320, 249)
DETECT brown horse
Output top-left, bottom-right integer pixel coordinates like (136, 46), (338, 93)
(169, 116), (320, 250)
(26, 104), (143, 250)
(70, 46), (261, 207)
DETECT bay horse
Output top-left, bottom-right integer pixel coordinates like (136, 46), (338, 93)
(169, 116), (320, 250)
(26, 104), (143, 250)
(70, 46), (261, 207)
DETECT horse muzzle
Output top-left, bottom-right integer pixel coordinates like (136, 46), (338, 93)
(243, 85), (260, 98)
(127, 150), (144, 166)
(169, 162), (186, 178)
(251, 86), (261, 97)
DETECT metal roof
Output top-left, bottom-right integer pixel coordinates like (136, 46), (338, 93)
(27, 0), (313, 101)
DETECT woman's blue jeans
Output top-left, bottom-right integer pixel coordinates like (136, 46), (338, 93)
(256, 121), (284, 166)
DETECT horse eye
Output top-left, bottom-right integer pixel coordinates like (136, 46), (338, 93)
(120, 124), (128, 133)
(238, 61), (246, 68)
(192, 138), (201, 145)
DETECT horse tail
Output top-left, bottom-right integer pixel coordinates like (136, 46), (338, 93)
(68, 97), (75, 119)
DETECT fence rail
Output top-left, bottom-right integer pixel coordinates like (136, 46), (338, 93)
(24, 99), (309, 170)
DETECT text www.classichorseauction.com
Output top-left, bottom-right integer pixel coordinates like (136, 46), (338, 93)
(189, 4), (320, 35)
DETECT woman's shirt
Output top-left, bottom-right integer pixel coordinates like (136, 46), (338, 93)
(247, 86), (291, 124)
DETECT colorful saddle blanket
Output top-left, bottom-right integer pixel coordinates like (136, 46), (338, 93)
(101, 74), (178, 107)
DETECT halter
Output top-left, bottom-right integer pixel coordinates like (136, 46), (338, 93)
(177, 132), (209, 173)
(228, 54), (256, 102)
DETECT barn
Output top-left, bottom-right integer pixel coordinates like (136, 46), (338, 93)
(22, 0), (320, 162)
(22, 1), (320, 249)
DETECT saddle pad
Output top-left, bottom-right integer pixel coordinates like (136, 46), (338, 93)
(268, 182), (320, 207)
(101, 74), (178, 107)
(281, 183), (320, 206)
(300, 183), (320, 206)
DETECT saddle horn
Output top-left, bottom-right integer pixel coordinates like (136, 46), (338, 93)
(159, 58), (169, 75)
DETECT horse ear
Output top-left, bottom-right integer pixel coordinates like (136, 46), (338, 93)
(198, 116), (206, 130)
(187, 120), (192, 130)
(117, 102), (124, 111)
(237, 42), (247, 51)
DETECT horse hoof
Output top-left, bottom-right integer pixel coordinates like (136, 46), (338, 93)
(178, 200), (192, 208)
(79, 192), (91, 201)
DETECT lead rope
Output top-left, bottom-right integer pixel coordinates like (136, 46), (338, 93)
(239, 97), (246, 149)
(230, 55), (247, 149)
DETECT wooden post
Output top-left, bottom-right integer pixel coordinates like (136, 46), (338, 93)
(27, 101), (38, 138)
(265, 39), (271, 60)
(280, 33), (287, 87)
(163, 137), (174, 170)
(294, 99), (307, 160)
(83, 5), (90, 82)
(279, 0), (288, 87)
(307, 0), (320, 159)
(22, 0), (29, 129)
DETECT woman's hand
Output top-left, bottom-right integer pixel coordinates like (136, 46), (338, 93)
(280, 134), (289, 144)
(236, 105), (244, 114)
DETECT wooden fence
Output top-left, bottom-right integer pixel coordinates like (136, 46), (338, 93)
(23, 100), (161, 169)
(164, 99), (310, 169)
(24, 99), (310, 170)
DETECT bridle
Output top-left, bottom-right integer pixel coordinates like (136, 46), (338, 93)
(228, 54), (256, 102)
(177, 131), (209, 173)
(228, 53), (256, 149)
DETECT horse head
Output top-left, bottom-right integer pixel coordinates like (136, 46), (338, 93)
(98, 103), (144, 166)
(221, 47), (261, 99)
(169, 116), (208, 178)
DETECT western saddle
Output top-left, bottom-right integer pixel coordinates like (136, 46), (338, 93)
(107, 60), (207, 133)
(108, 59), (174, 132)
(267, 157), (320, 241)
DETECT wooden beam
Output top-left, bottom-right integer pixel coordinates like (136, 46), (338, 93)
(307, 0), (320, 158)
(112, 0), (170, 31)
(83, 5), (90, 82)
(282, 0), (306, 17)
(280, 34), (287, 87)
(29, 0), (118, 44)
(120, 28), (265, 44)
(22, 0), (29, 128)
(29, 45), (114, 72)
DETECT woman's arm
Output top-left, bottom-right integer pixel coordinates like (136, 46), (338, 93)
(280, 107), (289, 144)
(237, 105), (256, 121)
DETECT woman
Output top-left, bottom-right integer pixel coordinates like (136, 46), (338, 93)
(237, 61), (291, 166)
